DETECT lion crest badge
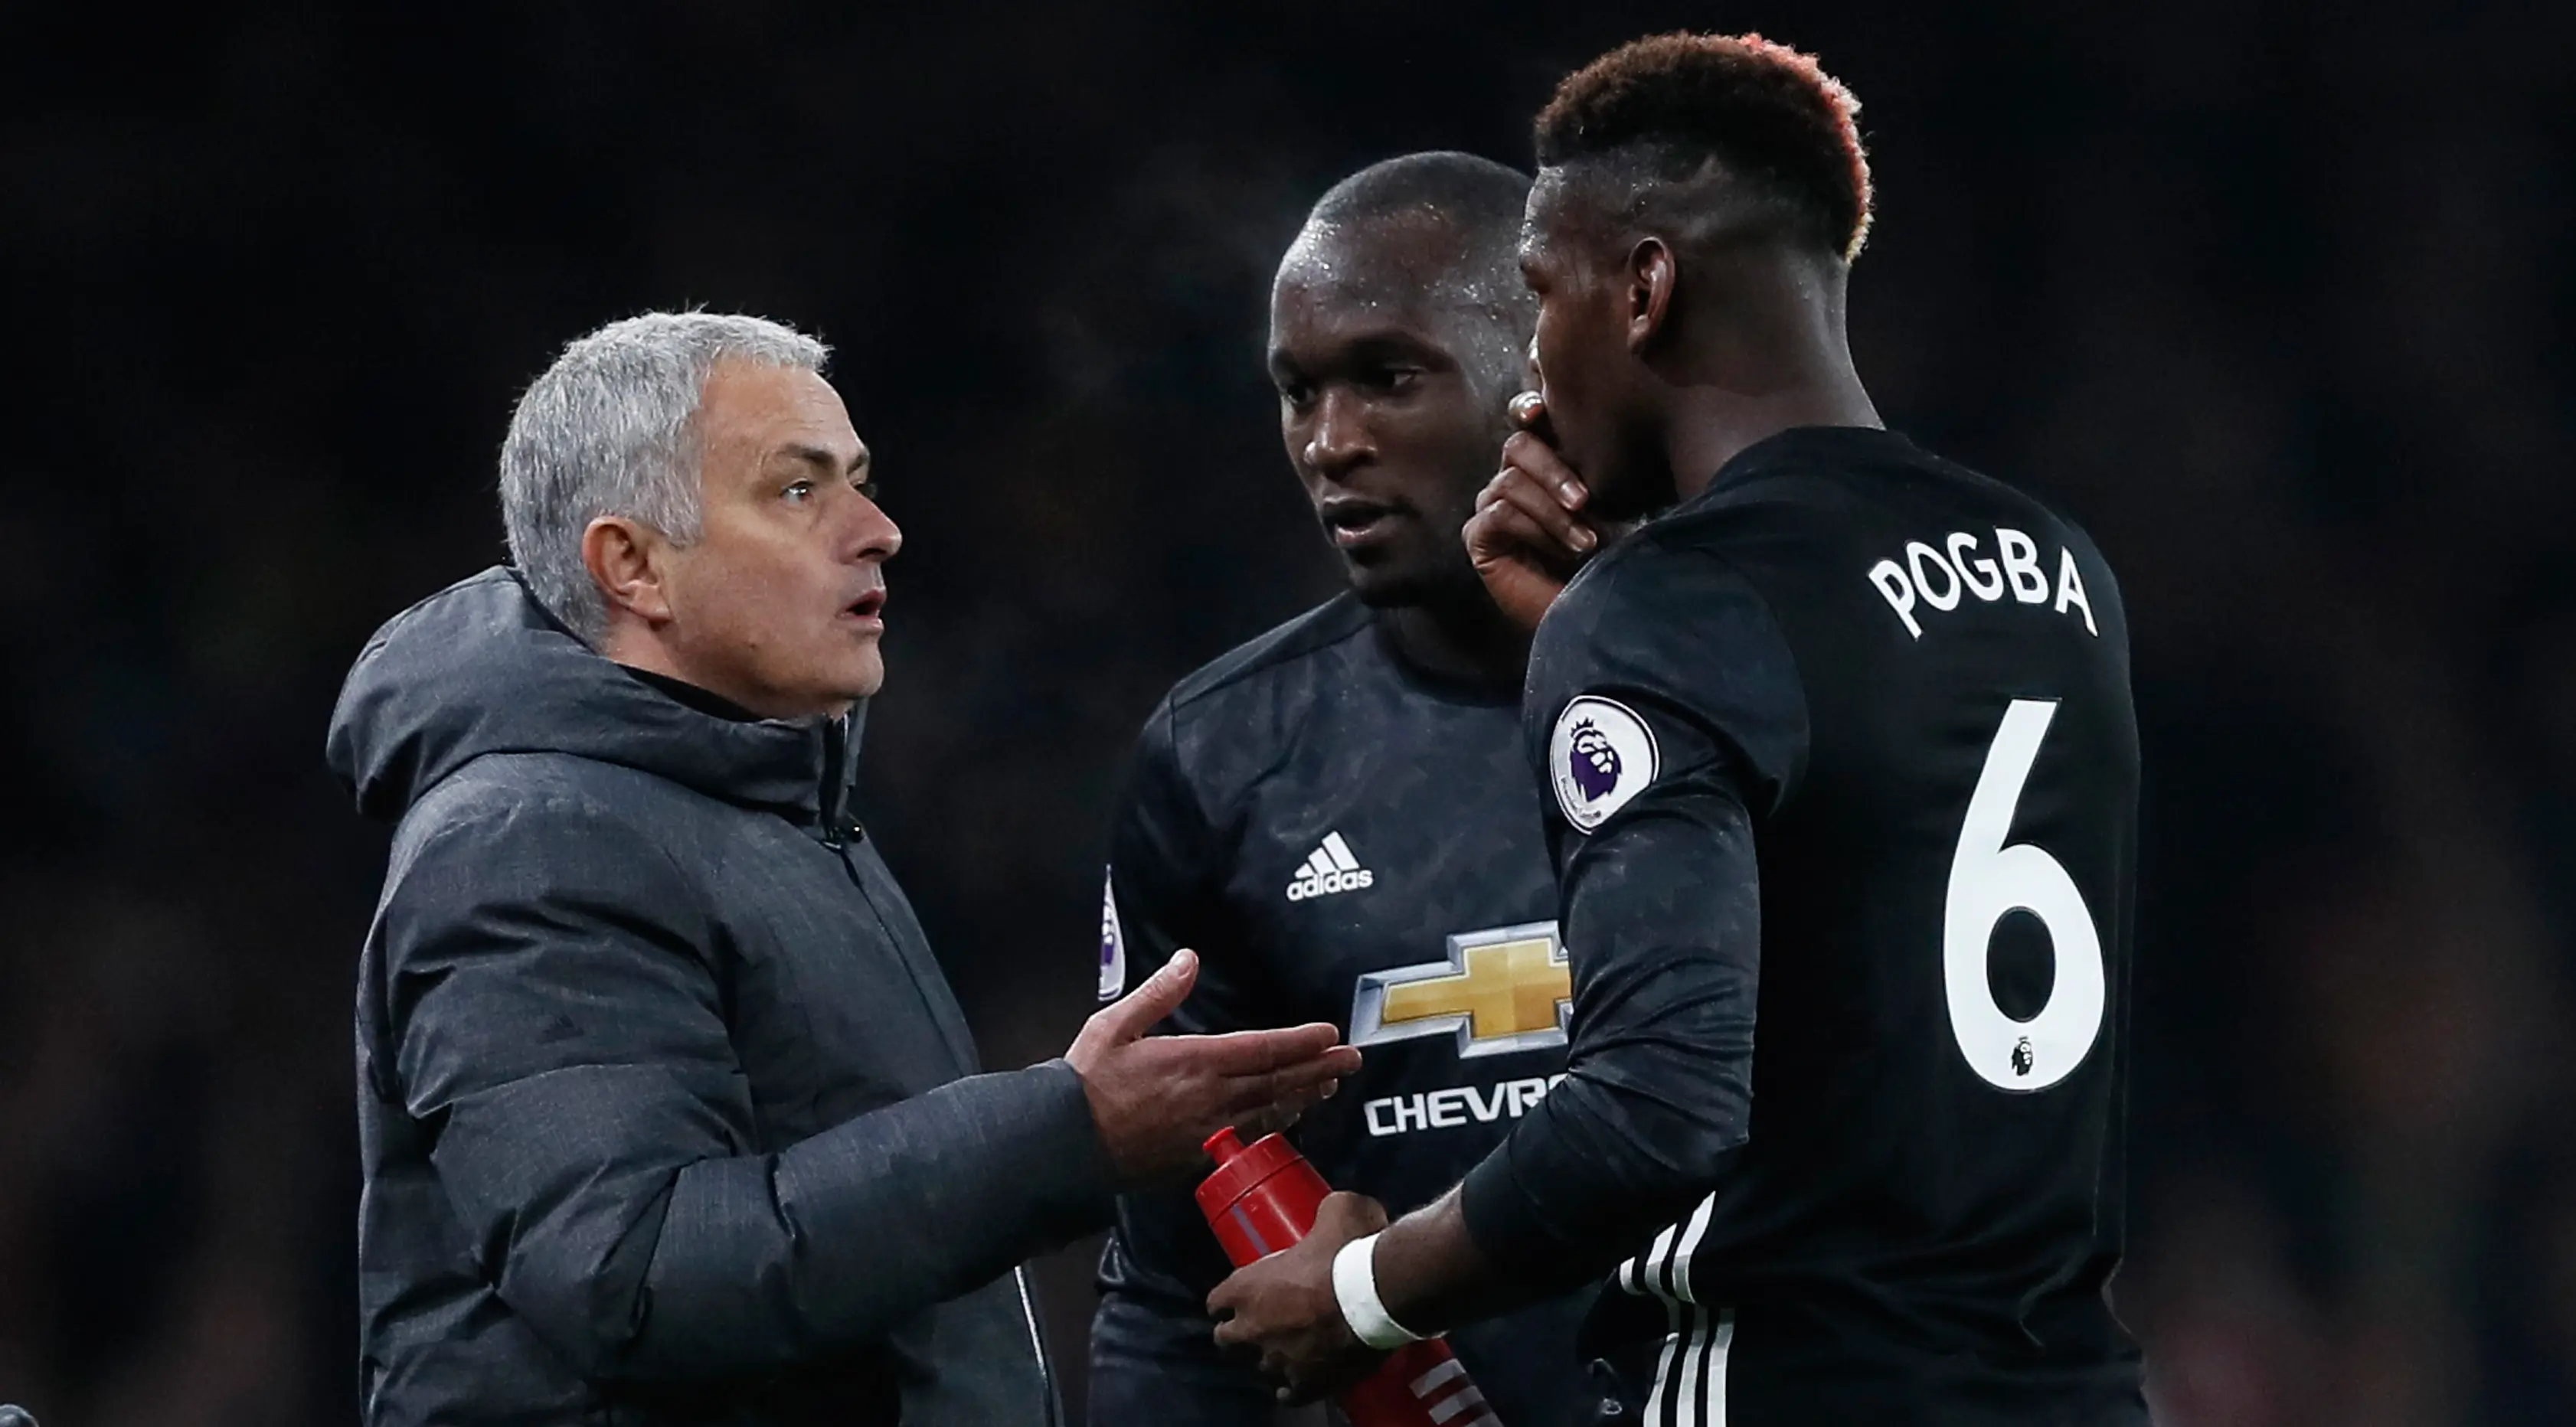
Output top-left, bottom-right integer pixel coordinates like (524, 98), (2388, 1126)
(1097, 869), (1127, 1002)
(1548, 695), (1659, 832)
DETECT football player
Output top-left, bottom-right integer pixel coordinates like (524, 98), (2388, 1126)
(1210, 34), (2149, 1427)
(1086, 152), (1604, 1425)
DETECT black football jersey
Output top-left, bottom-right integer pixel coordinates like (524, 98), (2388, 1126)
(1087, 594), (1595, 1427)
(1459, 428), (2146, 1426)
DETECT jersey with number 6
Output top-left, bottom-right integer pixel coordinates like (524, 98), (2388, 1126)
(1473, 426), (2144, 1425)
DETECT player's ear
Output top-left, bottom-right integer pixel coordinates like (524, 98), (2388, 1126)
(1625, 237), (1676, 353)
(584, 514), (677, 626)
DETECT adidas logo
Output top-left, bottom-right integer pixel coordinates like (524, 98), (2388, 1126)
(1285, 831), (1375, 902)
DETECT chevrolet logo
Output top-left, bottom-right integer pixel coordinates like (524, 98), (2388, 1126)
(1350, 922), (1571, 1060)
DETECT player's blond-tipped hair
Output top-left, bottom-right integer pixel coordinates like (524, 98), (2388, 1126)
(1536, 32), (1872, 263)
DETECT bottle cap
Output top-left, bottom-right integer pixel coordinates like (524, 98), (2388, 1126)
(1195, 1128), (1306, 1221)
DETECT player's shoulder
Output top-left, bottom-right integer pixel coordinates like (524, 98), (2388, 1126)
(1659, 426), (2127, 666)
(1541, 429), (1897, 622)
(1128, 593), (1379, 795)
(1543, 478), (1789, 638)
(1621, 427), (2118, 618)
(1664, 425), (2104, 561)
(1162, 591), (1376, 719)
(1532, 509), (1811, 776)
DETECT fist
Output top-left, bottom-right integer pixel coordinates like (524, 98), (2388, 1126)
(1208, 1191), (1393, 1403)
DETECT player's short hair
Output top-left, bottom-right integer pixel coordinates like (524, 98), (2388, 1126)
(1535, 32), (1872, 263)
(1285, 152), (1535, 390)
(499, 312), (828, 642)
(1306, 150), (1532, 246)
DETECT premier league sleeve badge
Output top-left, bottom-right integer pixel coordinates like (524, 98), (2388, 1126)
(1549, 694), (1660, 832)
(1097, 868), (1127, 1002)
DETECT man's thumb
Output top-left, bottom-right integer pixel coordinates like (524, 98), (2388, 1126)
(1105, 948), (1198, 1037)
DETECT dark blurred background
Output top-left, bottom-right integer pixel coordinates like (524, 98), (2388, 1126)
(4, 2), (2573, 1422)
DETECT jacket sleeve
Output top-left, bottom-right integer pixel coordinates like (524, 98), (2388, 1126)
(1458, 545), (1809, 1290)
(379, 788), (1119, 1383)
(1088, 698), (1275, 1425)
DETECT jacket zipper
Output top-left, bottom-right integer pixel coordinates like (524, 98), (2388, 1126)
(822, 712), (1044, 1413)
(1013, 1265), (1055, 1425)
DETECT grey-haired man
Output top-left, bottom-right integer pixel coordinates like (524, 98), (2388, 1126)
(328, 312), (1358, 1427)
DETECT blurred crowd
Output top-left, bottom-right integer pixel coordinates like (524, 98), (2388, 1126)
(1, 2), (2569, 1423)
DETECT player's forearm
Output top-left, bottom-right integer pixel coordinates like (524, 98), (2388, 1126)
(1364, 1040), (1754, 1334)
(1452, 1031), (1748, 1288)
(1450, 802), (1763, 1288)
(1367, 1184), (1540, 1335)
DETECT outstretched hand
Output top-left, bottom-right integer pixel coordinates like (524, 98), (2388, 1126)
(1067, 951), (1362, 1184)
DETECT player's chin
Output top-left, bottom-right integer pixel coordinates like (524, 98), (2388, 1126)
(1347, 564), (1450, 610)
(1342, 538), (1450, 607)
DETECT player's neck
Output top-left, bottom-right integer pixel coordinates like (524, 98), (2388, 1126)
(1376, 595), (1526, 692)
(1662, 269), (1882, 499)
(1664, 370), (1882, 502)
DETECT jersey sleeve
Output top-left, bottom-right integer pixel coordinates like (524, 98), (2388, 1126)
(1090, 695), (1275, 1425)
(1458, 541), (1809, 1288)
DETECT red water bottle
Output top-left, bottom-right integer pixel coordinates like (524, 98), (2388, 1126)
(1198, 1128), (1502, 1427)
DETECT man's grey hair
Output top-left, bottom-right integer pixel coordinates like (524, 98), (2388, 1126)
(500, 311), (831, 642)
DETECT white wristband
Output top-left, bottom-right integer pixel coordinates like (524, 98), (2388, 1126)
(1331, 1233), (1425, 1350)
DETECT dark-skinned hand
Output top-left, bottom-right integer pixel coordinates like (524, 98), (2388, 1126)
(1066, 950), (1363, 1185)
(1466, 392), (1613, 631)
(1208, 1190), (1391, 1404)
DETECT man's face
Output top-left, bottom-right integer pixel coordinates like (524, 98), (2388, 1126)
(1269, 231), (1517, 608)
(657, 360), (900, 718)
(1520, 175), (1667, 520)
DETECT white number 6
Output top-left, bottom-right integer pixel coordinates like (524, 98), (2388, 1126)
(1944, 698), (2106, 1091)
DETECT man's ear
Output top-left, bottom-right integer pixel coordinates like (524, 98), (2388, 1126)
(1624, 237), (1677, 354)
(582, 515), (675, 626)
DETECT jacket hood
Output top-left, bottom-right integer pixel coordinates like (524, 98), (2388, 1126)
(325, 567), (860, 831)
